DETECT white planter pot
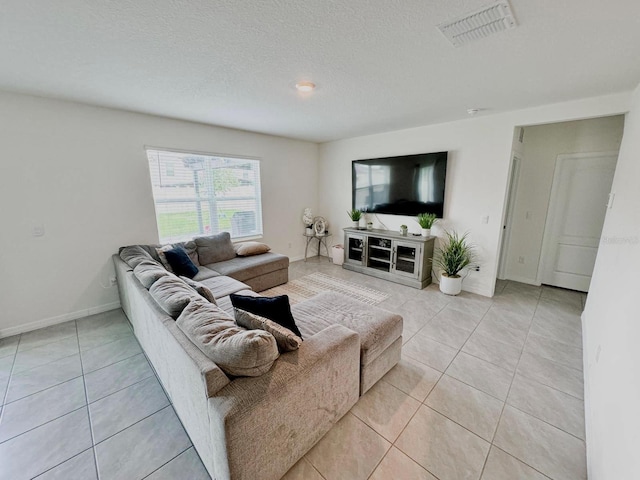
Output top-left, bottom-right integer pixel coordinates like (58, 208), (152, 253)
(439, 274), (462, 295)
(352, 221), (359, 229)
(421, 228), (431, 237)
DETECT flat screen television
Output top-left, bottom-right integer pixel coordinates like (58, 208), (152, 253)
(352, 152), (448, 217)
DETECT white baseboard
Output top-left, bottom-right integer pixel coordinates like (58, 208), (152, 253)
(0, 301), (122, 338)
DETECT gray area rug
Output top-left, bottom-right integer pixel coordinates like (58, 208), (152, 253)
(261, 272), (389, 305)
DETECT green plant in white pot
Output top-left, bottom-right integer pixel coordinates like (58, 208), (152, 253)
(433, 231), (477, 295)
(417, 213), (437, 237)
(347, 209), (362, 229)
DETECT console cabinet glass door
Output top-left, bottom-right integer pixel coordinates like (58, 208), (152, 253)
(346, 234), (366, 265)
(392, 241), (421, 279)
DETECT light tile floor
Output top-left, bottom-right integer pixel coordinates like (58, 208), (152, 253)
(0, 258), (587, 480)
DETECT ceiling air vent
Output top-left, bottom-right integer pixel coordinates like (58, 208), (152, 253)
(438, 1), (517, 47)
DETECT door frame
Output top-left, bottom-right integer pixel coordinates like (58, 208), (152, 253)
(535, 151), (619, 286)
(497, 153), (521, 279)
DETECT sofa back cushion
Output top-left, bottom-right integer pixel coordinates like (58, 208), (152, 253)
(149, 275), (201, 319)
(176, 300), (279, 377)
(195, 232), (236, 265)
(133, 260), (170, 289)
(120, 245), (154, 269)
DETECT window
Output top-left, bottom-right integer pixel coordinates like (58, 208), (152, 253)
(146, 149), (263, 243)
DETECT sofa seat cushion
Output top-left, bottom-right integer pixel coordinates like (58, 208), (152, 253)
(195, 232), (236, 264)
(192, 266), (220, 282)
(291, 291), (403, 366)
(207, 253), (289, 282)
(149, 275), (201, 319)
(199, 276), (251, 300)
(133, 260), (171, 289)
(176, 300), (279, 377)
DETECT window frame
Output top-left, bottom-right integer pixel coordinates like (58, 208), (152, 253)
(144, 146), (264, 244)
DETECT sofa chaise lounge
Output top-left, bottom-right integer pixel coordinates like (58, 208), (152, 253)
(114, 233), (402, 480)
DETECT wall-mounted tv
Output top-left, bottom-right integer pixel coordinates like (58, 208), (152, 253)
(352, 152), (448, 217)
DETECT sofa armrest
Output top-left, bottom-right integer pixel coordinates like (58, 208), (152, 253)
(207, 324), (361, 480)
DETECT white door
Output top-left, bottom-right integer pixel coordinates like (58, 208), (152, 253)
(540, 152), (618, 292)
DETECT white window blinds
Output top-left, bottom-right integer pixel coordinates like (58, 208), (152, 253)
(146, 149), (263, 243)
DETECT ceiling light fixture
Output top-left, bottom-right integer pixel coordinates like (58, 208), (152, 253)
(467, 108), (480, 115)
(295, 81), (316, 93)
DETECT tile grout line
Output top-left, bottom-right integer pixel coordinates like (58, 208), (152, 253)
(140, 445), (192, 479)
(0, 332), (23, 426)
(74, 320), (101, 480)
(478, 281), (543, 479)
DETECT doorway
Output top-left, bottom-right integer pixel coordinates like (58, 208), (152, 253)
(496, 115), (625, 293)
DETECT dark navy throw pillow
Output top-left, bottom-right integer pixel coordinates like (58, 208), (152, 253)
(164, 246), (199, 279)
(229, 294), (302, 339)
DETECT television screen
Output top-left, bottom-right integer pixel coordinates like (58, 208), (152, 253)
(352, 152), (448, 217)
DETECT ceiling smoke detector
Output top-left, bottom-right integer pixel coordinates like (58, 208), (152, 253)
(438, 1), (517, 47)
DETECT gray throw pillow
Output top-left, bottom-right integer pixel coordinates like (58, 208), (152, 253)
(120, 245), (154, 268)
(195, 232), (236, 265)
(234, 308), (302, 352)
(176, 300), (279, 377)
(180, 276), (216, 305)
(149, 276), (201, 319)
(133, 260), (170, 289)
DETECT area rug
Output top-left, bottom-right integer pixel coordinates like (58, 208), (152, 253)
(261, 272), (389, 305)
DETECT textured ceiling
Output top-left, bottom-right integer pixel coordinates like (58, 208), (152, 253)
(1, 0), (639, 142)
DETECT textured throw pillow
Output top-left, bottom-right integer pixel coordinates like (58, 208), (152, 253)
(133, 260), (171, 289)
(234, 308), (301, 352)
(180, 276), (216, 305)
(176, 300), (279, 377)
(179, 240), (200, 267)
(165, 246), (199, 278)
(155, 244), (175, 273)
(149, 275), (201, 319)
(195, 232), (236, 265)
(229, 294), (302, 338)
(234, 241), (271, 257)
(119, 245), (154, 269)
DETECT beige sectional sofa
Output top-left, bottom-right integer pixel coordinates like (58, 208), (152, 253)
(114, 233), (402, 480)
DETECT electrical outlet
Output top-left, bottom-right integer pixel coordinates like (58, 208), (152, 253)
(288, 242), (292, 249)
(109, 276), (117, 287)
(474, 265), (480, 272)
(518, 256), (525, 264)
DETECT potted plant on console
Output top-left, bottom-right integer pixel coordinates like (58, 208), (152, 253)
(417, 213), (437, 237)
(433, 230), (477, 295)
(347, 209), (362, 229)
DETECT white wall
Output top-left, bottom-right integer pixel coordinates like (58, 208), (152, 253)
(318, 92), (631, 297)
(582, 84), (640, 479)
(504, 116), (625, 284)
(0, 92), (318, 336)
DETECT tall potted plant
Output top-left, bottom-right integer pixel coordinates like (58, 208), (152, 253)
(432, 231), (477, 295)
(417, 213), (437, 237)
(347, 209), (362, 229)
